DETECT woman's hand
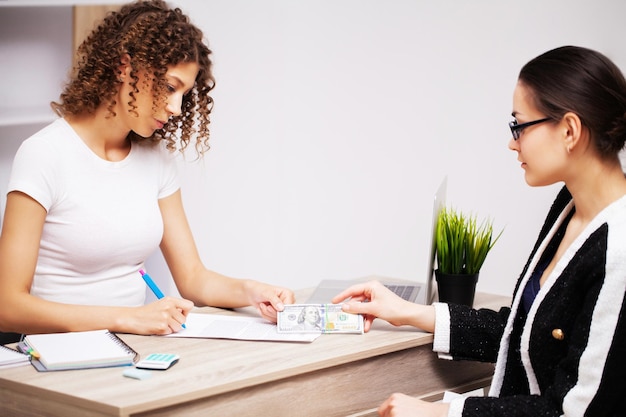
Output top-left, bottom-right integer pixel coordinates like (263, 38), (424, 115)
(244, 281), (295, 322)
(378, 393), (450, 417)
(120, 296), (194, 335)
(331, 280), (435, 333)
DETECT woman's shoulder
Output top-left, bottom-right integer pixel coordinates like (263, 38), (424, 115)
(14, 118), (72, 158)
(130, 140), (180, 173)
(132, 139), (177, 159)
(603, 194), (626, 227)
(18, 118), (74, 150)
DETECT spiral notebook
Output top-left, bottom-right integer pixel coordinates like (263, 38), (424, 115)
(21, 330), (139, 371)
(0, 344), (30, 368)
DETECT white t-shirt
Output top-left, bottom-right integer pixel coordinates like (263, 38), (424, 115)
(7, 118), (180, 306)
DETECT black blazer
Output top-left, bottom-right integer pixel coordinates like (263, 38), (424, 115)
(445, 187), (626, 416)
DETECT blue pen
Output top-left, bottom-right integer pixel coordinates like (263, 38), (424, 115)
(139, 269), (186, 329)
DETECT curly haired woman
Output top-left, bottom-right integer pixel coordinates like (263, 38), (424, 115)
(0, 0), (294, 340)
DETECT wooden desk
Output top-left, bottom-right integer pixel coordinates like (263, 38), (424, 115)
(0, 291), (509, 417)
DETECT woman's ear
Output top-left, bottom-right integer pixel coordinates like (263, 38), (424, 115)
(562, 111), (584, 153)
(118, 53), (132, 81)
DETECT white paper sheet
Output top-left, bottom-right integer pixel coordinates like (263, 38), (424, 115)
(164, 313), (320, 343)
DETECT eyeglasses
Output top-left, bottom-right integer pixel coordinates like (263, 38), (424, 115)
(509, 117), (551, 140)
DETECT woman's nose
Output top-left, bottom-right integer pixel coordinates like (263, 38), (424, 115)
(166, 94), (183, 117)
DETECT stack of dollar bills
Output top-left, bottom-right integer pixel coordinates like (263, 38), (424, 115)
(277, 304), (363, 334)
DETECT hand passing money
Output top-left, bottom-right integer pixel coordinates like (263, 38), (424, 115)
(277, 304), (363, 334)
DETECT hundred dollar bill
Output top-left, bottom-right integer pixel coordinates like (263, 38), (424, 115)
(277, 304), (363, 334)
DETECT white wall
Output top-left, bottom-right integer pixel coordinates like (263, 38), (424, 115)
(2, 0), (626, 300)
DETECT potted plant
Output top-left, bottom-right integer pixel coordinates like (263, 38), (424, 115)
(434, 207), (502, 307)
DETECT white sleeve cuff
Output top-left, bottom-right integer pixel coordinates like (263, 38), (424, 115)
(433, 302), (451, 354)
(448, 397), (466, 417)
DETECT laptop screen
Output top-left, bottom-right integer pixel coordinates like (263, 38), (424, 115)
(306, 176), (447, 304)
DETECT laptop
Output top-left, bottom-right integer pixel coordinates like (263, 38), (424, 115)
(306, 177), (447, 305)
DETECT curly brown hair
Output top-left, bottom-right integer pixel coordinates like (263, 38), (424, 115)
(52, 0), (215, 156)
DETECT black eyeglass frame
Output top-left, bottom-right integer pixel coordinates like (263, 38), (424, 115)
(509, 117), (552, 140)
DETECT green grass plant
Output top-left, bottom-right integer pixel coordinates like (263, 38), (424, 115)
(435, 207), (502, 275)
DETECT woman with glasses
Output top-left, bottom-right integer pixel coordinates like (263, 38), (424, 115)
(333, 45), (626, 416)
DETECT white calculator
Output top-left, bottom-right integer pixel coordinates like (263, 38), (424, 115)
(135, 353), (180, 370)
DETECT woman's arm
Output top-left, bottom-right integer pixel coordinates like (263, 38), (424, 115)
(0, 191), (192, 335)
(443, 303), (511, 362)
(158, 190), (295, 321)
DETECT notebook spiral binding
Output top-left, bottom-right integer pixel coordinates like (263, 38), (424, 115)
(106, 331), (140, 362)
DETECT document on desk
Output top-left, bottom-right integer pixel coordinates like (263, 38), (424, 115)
(164, 313), (320, 343)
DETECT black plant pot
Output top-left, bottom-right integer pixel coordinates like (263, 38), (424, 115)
(435, 270), (479, 307)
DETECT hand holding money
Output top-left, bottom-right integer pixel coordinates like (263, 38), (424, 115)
(277, 304), (364, 334)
